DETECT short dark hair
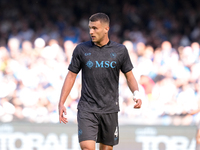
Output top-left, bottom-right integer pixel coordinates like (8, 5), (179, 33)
(89, 13), (110, 26)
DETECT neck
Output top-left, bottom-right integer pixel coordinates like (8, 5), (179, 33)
(94, 37), (109, 47)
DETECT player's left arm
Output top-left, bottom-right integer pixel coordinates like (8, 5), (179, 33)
(124, 70), (142, 108)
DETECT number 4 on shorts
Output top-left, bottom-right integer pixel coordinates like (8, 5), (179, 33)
(114, 127), (118, 140)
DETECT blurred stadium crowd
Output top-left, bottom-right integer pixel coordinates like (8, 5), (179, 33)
(0, 0), (200, 125)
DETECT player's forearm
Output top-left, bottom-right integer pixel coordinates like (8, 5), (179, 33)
(127, 76), (139, 93)
(125, 71), (139, 93)
(59, 71), (77, 106)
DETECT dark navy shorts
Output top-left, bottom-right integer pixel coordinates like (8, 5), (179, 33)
(77, 109), (119, 146)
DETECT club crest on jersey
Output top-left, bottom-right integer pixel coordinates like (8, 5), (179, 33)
(110, 52), (117, 58)
(86, 60), (93, 69)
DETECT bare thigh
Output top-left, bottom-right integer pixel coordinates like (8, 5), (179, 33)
(80, 140), (96, 150)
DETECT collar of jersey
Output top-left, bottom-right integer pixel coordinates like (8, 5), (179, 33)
(91, 41), (111, 48)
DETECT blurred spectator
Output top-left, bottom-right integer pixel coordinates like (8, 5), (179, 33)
(181, 46), (196, 67)
(191, 42), (200, 62)
(139, 75), (155, 98)
(137, 45), (154, 76)
(123, 40), (138, 66)
(7, 38), (21, 59)
(136, 42), (146, 57)
(63, 40), (76, 65)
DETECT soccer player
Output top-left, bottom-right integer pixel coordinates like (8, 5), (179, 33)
(58, 12), (142, 150)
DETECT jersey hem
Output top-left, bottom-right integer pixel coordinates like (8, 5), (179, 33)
(77, 108), (119, 114)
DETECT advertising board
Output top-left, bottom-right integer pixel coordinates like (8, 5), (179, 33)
(0, 123), (196, 150)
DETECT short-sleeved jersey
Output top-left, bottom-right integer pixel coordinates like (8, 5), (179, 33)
(68, 41), (133, 113)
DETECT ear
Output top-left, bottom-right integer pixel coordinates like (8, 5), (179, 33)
(104, 26), (109, 34)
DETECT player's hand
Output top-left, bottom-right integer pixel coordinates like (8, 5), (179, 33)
(133, 98), (142, 109)
(59, 104), (68, 124)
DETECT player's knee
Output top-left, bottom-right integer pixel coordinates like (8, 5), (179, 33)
(100, 147), (113, 150)
(99, 144), (113, 150)
(81, 145), (95, 150)
(81, 148), (94, 150)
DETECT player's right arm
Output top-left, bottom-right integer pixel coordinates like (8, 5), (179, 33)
(58, 71), (77, 124)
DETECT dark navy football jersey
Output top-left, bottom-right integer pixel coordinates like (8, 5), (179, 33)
(68, 41), (133, 113)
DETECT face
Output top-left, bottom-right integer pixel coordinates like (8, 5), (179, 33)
(89, 20), (109, 46)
